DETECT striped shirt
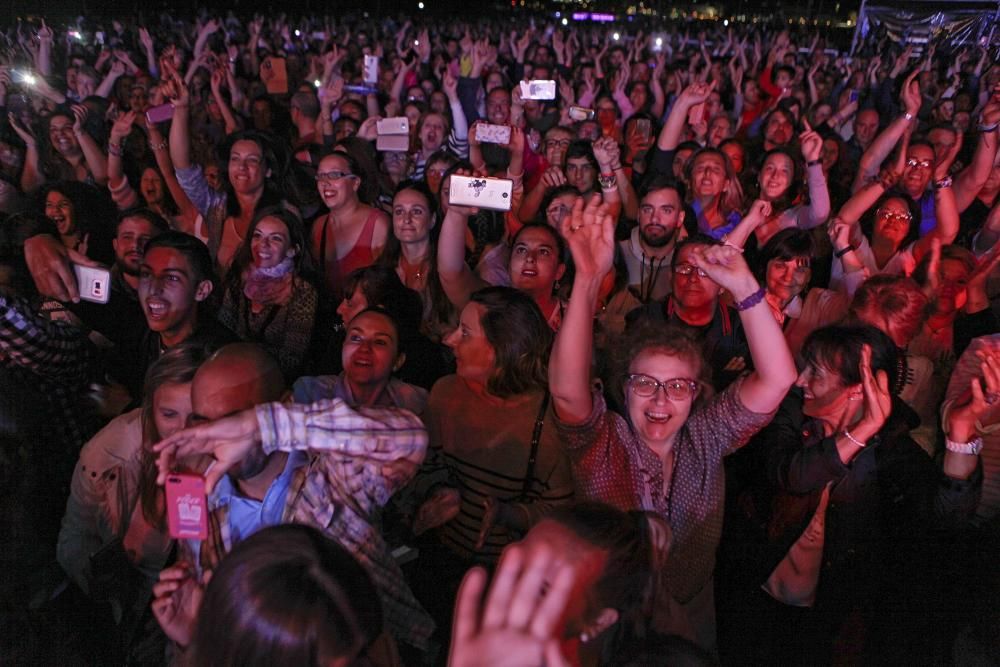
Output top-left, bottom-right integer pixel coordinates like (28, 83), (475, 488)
(413, 375), (575, 562)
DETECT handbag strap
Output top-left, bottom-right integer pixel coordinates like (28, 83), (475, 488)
(519, 391), (550, 500)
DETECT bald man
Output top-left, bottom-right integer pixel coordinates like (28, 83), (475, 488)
(157, 342), (435, 654)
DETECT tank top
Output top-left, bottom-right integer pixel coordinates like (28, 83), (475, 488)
(316, 208), (380, 297)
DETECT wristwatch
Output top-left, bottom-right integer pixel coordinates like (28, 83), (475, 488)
(598, 173), (617, 190)
(934, 176), (953, 190)
(945, 436), (983, 456)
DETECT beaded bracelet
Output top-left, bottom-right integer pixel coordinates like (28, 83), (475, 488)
(108, 142), (124, 157)
(843, 429), (867, 448)
(734, 286), (765, 312)
(149, 139), (168, 152)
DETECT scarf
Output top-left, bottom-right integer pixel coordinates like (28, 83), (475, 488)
(243, 257), (294, 306)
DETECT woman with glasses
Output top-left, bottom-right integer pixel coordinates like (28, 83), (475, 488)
(310, 150), (389, 297)
(550, 196), (797, 650)
(828, 170), (959, 291)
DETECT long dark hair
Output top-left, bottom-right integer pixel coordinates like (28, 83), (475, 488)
(223, 207), (316, 298)
(189, 524), (383, 667)
(470, 286), (552, 398)
(218, 130), (287, 219)
(378, 180), (455, 333)
(754, 147), (803, 214)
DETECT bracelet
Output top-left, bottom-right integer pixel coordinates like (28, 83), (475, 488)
(719, 234), (744, 253)
(107, 142), (124, 157)
(734, 285), (765, 311)
(902, 111), (915, 122)
(934, 176), (953, 190)
(598, 173), (617, 190)
(806, 159), (822, 168)
(843, 429), (867, 448)
(977, 121), (999, 133)
(834, 244), (855, 259)
(149, 139), (168, 151)
(945, 435), (983, 455)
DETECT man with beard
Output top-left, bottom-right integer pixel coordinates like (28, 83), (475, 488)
(619, 180), (685, 303)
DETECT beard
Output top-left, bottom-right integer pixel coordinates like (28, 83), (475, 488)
(640, 225), (675, 248)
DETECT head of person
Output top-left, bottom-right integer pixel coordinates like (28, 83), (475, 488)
(190, 343), (286, 478)
(762, 108), (796, 149)
(390, 179), (437, 247)
(381, 150), (414, 184)
(444, 286), (552, 397)
(901, 140), (936, 198)
(595, 96), (620, 133)
(742, 78), (761, 104)
(417, 111), (450, 155)
(821, 134), (845, 175)
(289, 90), (320, 126)
(337, 264), (409, 324)
(543, 126), (574, 168)
(188, 524), (383, 667)
(114, 208), (170, 276)
(797, 325), (899, 424)
(719, 138), (745, 175)
(927, 125), (958, 165)
(232, 208), (309, 277)
(671, 235), (722, 313)
(138, 166), (175, 211)
(637, 179), (685, 249)
(341, 307), (406, 393)
(486, 87), (512, 126)
(221, 131), (278, 199)
(627, 81), (651, 113)
(517, 502), (664, 654)
(707, 114), (733, 148)
(615, 320), (712, 449)
(332, 116), (360, 142)
(139, 342), (212, 530)
(42, 183), (80, 239)
(863, 194), (920, 252)
(315, 150), (362, 211)
(849, 275), (929, 348)
(251, 95), (276, 131)
(853, 108), (880, 149)
(685, 148), (732, 201)
(809, 102), (833, 128)
(139, 232), (216, 341)
(424, 150), (459, 199)
(757, 148), (801, 209)
(912, 244), (977, 317)
(508, 222), (567, 300)
(539, 185), (582, 229)
(565, 141), (599, 194)
(45, 111), (82, 159)
(756, 228), (813, 304)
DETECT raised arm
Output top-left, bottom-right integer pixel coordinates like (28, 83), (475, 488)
(549, 196), (615, 424)
(209, 68), (242, 136)
(437, 190), (488, 310)
(107, 111), (139, 209)
(71, 105), (108, 185)
(853, 69), (921, 192)
(689, 245), (798, 413)
(166, 69), (193, 170)
(953, 89), (1000, 212)
(913, 145), (962, 263)
(146, 124), (199, 235)
(8, 112), (44, 193)
(794, 121), (830, 229)
(656, 80), (715, 152)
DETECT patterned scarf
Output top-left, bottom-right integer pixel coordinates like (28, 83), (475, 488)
(243, 257), (294, 306)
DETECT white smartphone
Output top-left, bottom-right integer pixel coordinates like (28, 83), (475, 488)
(476, 123), (512, 145)
(376, 116), (409, 135)
(73, 264), (111, 304)
(519, 80), (556, 101)
(363, 55), (379, 84)
(448, 175), (513, 211)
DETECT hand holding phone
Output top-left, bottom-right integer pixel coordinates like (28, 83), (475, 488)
(165, 473), (208, 540)
(73, 264), (111, 304)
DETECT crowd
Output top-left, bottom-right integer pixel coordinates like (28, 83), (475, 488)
(0, 9), (999, 665)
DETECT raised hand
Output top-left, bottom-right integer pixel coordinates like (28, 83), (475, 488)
(847, 344), (893, 441)
(449, 544), (574, 667)
(900, 68), (922, 117)
(110, 109), (136, 143)
(561, 194), (615, 279)
(591, 136), (620, 169)
(7, 111), (36, 147)
(71, 104), (88, 135)
(950, 347), (1000, 440)
(151, 562), (207, 647)
(799, 120), (822, 163)
(153, 408), (263, 493)
(687, 244), (758, 298)
(138, 27), (154, 53)
(540, 166), (567, 189)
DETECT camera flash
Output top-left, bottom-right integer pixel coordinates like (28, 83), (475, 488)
(418, 1), (425, 7)
(561, 17), (568, 25)
(613, 32), (620, 41)
(22, 73), (36, 86)
(655, 37), (663, 46)
(314, 79), (321, 88)
(294, 29), (301, 37)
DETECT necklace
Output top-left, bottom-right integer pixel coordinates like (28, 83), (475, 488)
(399, 255), (429, 288)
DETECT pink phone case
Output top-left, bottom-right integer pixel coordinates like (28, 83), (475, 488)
(165, 473), (208, 540)
(145, 103), (174, 125)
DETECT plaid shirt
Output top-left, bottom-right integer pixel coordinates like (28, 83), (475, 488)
(0, 294), (99, 451)
(187, 398), (433, 650)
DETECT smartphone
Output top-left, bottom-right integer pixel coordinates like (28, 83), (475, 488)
(520, 79), (557, 101)
(476, 123), (512, 145)
(635, 118), (652, 140)
(165, 473), (208, 540)
(376, 116), (409, 135)
(145, 103), (175, 125)
(448, 175), (513, 211)
(263, 56), (288, 95)
(363, 55), (379, 84)
(848, 89), (860, 103)
(73, 264), (110, 304)
(568, 106), (595, 121)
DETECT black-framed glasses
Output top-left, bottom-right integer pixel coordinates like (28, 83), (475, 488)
(316, 171), (357, 182)
(673, 263), (708, 278)
(627, 374), (700, 400)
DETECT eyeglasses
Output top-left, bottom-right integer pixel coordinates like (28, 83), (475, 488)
(673, 263), (708, 278)
(627, 374), (700, 400)
(545, 139), (572, 149)
(316, 171), (357, 182)
(546, 204), (571, 219)
(905, 158), (933, 170)
(877, 209), (912, 224)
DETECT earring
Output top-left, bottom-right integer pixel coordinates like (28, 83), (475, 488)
(554, 279), (561, 292)
(579, 631), (591, 644)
